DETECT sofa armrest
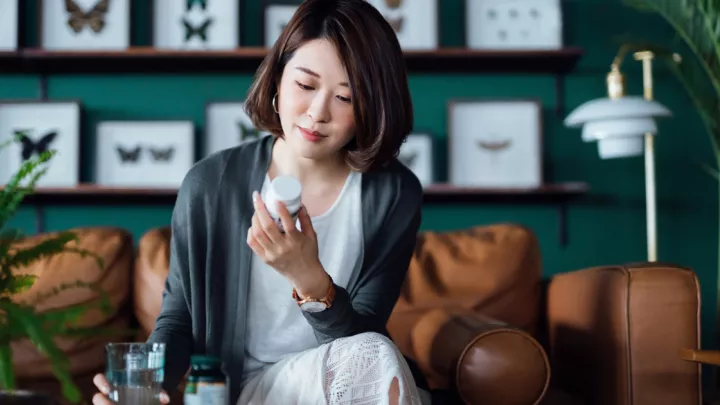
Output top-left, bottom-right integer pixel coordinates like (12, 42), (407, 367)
(410, 308), (550, 405)
(546, 263), (701, 405)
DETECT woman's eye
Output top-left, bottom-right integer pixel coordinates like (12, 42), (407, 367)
(337, 96), (351, 104)
(295, 81), (314, 90)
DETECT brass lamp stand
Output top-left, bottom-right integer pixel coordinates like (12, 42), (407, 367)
(606, 47), (664, 262)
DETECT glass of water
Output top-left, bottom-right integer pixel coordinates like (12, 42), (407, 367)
(105, 342), (166, 405)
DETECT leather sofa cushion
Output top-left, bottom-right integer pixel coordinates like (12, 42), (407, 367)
(388, 224), (542, 358)
(411, 308), (550, 403)
(134, 226), (171, 339)
(9, 227), (134, 377)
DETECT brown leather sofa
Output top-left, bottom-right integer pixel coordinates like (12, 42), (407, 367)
(11, 225), (704, 405)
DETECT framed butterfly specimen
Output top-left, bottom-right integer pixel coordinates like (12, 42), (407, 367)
(95, 120), (195, 188)
(38, 0), (131, 50)
(465, 0), (563, 50)
(398, 133), (434, 187)
(0, 100), (82, 188)
(0, 0), (18, 51)
(363, 0), (439, 50)
(262, 2), (298, 47)
(151, 0), (241, 50)
(204, 101), (271, 158)
(447, 99), (543, 189)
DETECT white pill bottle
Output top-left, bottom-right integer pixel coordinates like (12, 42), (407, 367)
(265, 175), (302, 233)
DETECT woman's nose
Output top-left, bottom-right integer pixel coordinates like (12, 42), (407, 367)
(307, 94), (331, 123)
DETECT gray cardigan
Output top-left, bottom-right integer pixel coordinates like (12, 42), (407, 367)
(146, 135), (424, 402)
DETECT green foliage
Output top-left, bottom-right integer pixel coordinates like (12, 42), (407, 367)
(623, 0), (720, 173)
(0, 136), (122, 403)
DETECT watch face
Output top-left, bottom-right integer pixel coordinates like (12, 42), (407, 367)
(300, 301), (328, 313)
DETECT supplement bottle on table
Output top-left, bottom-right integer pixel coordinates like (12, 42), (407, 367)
(264, 175), (302, 232)
(183, 355), (229, 405)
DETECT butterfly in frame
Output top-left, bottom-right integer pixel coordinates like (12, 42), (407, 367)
(65, 0), (110, 34)
(476, 139), (512, 152)
(116, 145), (141, 163)
(149, 147), (175, 162)
(186, 0), (208, 11)
(182, 17), (214, 42)
(13, 129), (59, 161)
(237, 121), (261, 143)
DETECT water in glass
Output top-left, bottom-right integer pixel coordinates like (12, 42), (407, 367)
(105, 343), (165, 405)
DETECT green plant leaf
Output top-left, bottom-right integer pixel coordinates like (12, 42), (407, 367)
(0, 343), (14, 391)
(0, 300), (81, 403)
(0, 150), (54, 231)
(3, 274), (37, 294)
(623, 0), (720, 171)
(5, 232), (78, 269)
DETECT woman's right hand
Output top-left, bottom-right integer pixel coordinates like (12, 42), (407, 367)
(92, 373), (171, 404)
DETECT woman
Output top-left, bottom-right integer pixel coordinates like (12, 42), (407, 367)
(93, 0), (427, 403)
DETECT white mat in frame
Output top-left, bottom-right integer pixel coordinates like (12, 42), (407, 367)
(39, 0), (131, 50)
(95, 120), (195, 188)
(0, 101), (81, 188)
(448, 99), (543, 189)
(205, 101), (271, 157)
(364, 0), (438, 50)
(153, 0), (240, 50)
(398, 133), (434, 187)
(0, 0), (18, 51)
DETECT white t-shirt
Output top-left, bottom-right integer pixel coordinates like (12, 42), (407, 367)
(242, 170), (363, 381)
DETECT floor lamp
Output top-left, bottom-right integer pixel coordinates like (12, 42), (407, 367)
(563, 46), (678, 262)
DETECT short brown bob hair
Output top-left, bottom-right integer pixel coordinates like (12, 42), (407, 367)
(244, 0), (413, 172)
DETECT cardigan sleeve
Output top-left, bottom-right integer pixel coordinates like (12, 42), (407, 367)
(301, 168), (423, 342)
(146, 173), (207, 393)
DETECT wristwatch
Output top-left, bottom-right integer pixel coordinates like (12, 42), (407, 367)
(292, 275), (335, 313)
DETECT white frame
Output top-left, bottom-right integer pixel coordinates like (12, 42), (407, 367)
(264, 4), (298, 47)
(0, 101), (82, 188)
(95, 120), (195, 189)
(364, 0), (439, 50)
(448, 99), (543, 189)
(204, 101), (271, 158)
(398, 133), (434, 187)
(465, 0), (563, 50)
(153, 0), (240, 50)
(40, 0), (131, 50)
(0, 0), (19, 51)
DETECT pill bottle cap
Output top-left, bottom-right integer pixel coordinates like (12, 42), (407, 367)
(269, 175), (302, 207)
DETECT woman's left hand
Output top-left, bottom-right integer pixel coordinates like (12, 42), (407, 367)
(247, 190), (323, 285)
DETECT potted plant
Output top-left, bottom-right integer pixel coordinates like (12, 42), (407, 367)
(620, 0), (720, 342)
(0, 135), (116, 404)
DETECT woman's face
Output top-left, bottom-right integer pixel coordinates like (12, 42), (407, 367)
(276, 38), (356, 162)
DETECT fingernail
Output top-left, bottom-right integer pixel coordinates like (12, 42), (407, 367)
(160, 392), (170, 402)
(102, 385), (110, 395)
(252, 191), (259, 204)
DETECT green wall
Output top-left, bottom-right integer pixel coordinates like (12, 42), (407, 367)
(4, 0), (719, 388)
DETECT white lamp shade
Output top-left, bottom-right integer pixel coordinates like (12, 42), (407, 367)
(565, 96), (671, 159)
(565, 96), (671, 127)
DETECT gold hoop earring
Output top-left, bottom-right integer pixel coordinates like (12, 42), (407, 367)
(272, 93), (279, 114)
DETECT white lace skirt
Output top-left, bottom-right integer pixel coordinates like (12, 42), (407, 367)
(238, 332), (431, 405)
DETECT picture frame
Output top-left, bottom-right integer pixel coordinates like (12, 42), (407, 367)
(0, 0), (19, 51)
(465, 0), (563, 50)
(38, 0), (132, 50)
(151, 0), (241, 50)
(204, 101), (271, 158)
(262, 2), (299, 47)
(364, 0), (439, 50)
(0, 100), (82, 188)
(398, 133), (434, 187)
(95, 120), (195, 189)
(447, 99), (543, 189)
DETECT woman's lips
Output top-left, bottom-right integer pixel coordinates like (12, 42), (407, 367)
(298, 127), (326, 142)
